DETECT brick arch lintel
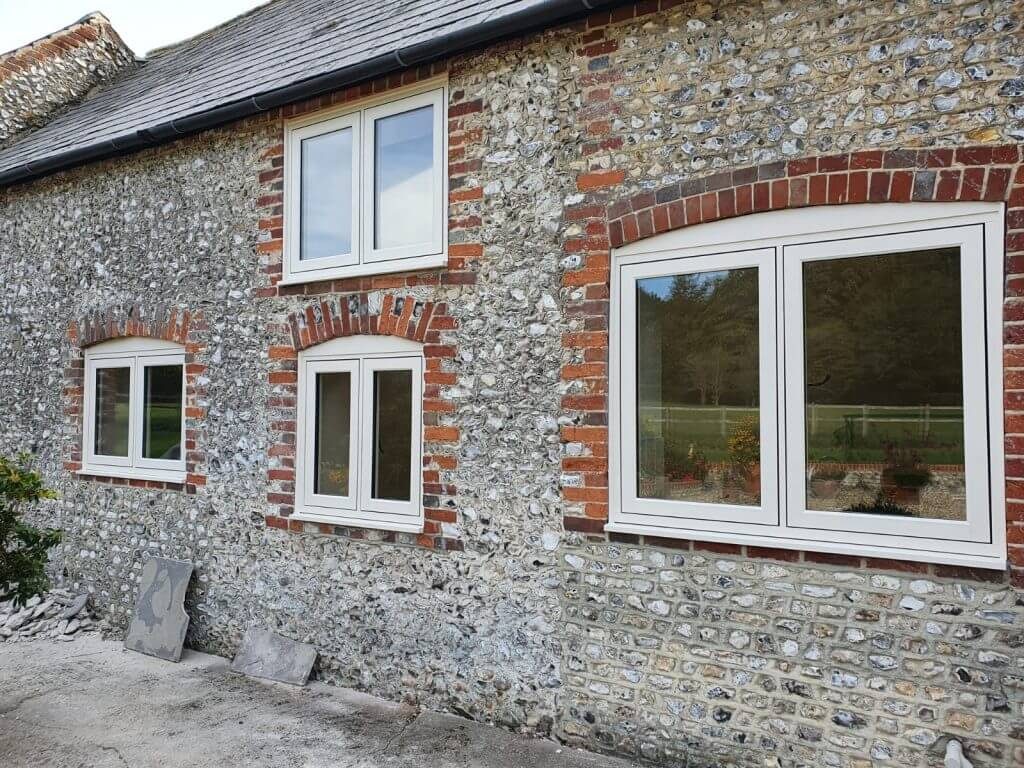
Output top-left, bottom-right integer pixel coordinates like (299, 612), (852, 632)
(285, 293), (445, 352)
(70, 303), (196, 349)
(606, 144), (1023, 250)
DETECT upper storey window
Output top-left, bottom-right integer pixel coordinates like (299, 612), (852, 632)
(284, 81), (447, 283)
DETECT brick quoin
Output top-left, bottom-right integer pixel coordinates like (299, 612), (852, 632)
(561, 143), (1024, 585)
(264, 294), (462, 552)
(64, 305), (208, 493)
(255, 63), (489, 552)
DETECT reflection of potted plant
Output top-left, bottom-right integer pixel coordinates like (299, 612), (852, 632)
(318, 463), (349, 494)
(638, 468), (657, 498)
(667, 444), (708, 488)
(727, 417), (760, 495)
(809, 463), (847, 499)
(880, 444), (931, 504)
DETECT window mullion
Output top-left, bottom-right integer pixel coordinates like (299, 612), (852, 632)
(357, 109), (368, 267)
(129, 356), (140, 469)
(775, 244), (788, 531)
(354, 357), (366, 511)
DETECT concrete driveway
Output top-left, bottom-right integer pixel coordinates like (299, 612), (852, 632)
(0, 636), (636, 768)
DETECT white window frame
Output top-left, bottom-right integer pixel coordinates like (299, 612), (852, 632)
(282, 78), (448, 285)
(607, 202), (1006, 569)
(620, 247), (780, 528)
(286, 111), (361, 275)
(82, 337), (186, 483)
(294, 336), (424, 532)
(363, 88), (446, 265)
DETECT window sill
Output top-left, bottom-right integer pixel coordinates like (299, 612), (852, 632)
(279, 253), (447, 287)
(604, 522), (1007, 571)
(77, 467), (186, 484)
(290, 509), (424, 534)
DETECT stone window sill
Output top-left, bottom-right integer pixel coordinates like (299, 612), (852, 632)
(77, 467), (186, 485)
(279, 253), (447, 287)
(289, 509), (424, 534)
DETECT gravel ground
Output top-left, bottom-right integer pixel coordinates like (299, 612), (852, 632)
(0, 636), (638, 768)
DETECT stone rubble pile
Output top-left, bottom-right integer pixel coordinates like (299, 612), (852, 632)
(0, 589), (98, 643)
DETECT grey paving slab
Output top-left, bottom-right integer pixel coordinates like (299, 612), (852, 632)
(0, 636), (641, 768)
(123, 556), (193, 662)
(230, 627), (316, 686)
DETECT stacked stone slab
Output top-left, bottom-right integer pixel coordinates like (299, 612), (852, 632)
(0, 589), (97, 643)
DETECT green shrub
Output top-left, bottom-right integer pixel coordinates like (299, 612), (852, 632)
(0, 454), (61, 607)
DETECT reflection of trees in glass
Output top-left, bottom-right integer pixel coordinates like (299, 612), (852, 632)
(637, 268), (761, 506)
(638, 268), (759, 408)
(803, 249), (962, 407)
(803, 248), (965, 470)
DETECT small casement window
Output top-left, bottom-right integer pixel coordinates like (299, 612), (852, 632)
(82, 338), (186, 483)
(295, 336), (423, 531)
(609, 202), (1006, 569)
(283, 81), (446, 284)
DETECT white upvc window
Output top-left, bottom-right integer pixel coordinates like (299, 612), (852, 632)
(294, 336), (424, 532)
(608, 202), (1006, 569)
(283, 81), (447, 284)
(82, 337), (186, 483)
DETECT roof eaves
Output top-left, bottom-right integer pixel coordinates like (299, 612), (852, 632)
(0, 0), (621, 188)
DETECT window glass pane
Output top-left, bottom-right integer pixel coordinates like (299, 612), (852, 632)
(314, 372), (352, 496)
(803, 247), (965, 521)
(372, 369), (413, 501)
(94, 367), (131, 457)
(374, 105), (433, 250)
(300, 127), (353, 260)
(637, 269), (761, 505)
(142, 365), (183, 460)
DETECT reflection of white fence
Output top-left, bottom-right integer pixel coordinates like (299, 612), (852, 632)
(639, 404), (963, 439)
(807, 404), (962, 439)
(639, 405), (753, 437)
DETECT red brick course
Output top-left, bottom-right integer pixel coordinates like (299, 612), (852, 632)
(0, 14), (126, 83)
(64, 305), (207, 493)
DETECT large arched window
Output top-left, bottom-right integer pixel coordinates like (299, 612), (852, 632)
(82, 337), (186, 482)
(294, 335), (424, 531)
(608, 202), (1005, 568)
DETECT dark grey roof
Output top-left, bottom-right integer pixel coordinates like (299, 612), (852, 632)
(0, 0), (610, 186)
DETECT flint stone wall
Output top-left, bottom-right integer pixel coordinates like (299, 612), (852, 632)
(0, 0), (1021, 766)
(0, 13), (134, 146)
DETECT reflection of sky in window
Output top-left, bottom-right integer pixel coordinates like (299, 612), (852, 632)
(375, 105), (433, 249)
(638, 270), (730, 299)
(300, 127), (352, 260)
